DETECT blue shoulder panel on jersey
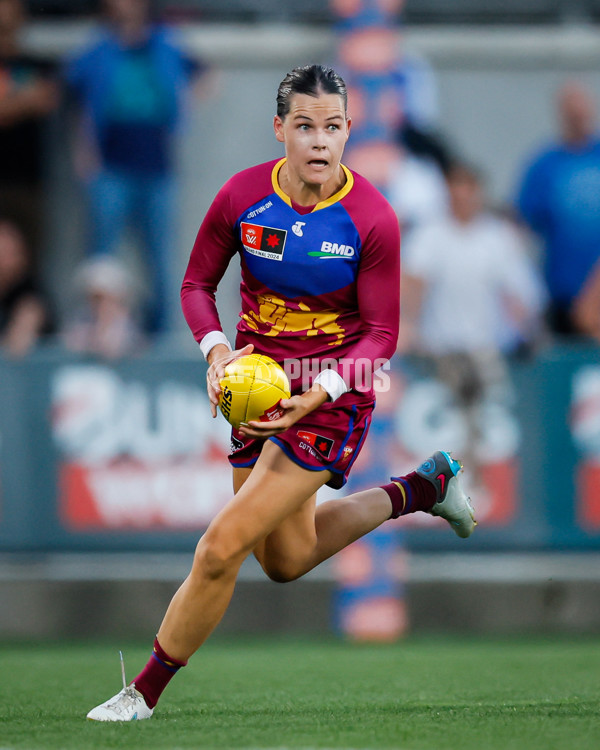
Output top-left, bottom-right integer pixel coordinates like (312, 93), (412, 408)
(235, 195), (361, 298)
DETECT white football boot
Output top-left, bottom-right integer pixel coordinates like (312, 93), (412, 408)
(86, 684), (153, 722)
(417, 450), (477, 538)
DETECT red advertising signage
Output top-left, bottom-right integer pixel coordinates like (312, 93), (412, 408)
(52, 365), (233, 531)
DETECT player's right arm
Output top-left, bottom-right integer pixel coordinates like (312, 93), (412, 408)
(182, 178), (254, 414)
(181, 181), (238, 348)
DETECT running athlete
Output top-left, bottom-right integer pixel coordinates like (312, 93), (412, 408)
(87, 64), (476, 722)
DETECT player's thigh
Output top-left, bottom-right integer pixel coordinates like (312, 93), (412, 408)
(233, 466), (253, 494)
(233, 451), (323, 564)
(206, 440), (329, 560)
(233, 467), (316, 570)
(252, 491), (319, 581)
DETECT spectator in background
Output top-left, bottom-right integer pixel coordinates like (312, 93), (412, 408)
(64, 0), (206, 334)
(386, 146), (448, 237)
(399, 162), (546, 486)
(0, 218), (51, 358)
(0, 0), (58, 265)
(391, 36), (454, 176)
(62, 256), (147, 360)
(516, 81), (600, 336)
(387, 47), (452, 235)
(336, 20), (449, 237)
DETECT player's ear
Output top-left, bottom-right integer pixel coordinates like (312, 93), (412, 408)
(345, 115), (352, 141)
(274, 115), (285, 143)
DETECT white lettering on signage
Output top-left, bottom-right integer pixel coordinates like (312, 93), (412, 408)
(52, 366), (230, 463)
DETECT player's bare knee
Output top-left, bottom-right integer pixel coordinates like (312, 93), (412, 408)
(193, 540), (238, 581)
(193, 529), (247, 581)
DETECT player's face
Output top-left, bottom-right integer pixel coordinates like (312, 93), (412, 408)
(274, 93), (351, 191)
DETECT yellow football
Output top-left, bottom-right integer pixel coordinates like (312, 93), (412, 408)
(218, 353), (291, 429)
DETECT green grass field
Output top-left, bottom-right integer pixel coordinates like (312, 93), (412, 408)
(0, 636), (599, 750)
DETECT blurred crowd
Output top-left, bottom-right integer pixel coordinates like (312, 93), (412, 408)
(0, 0), (205, 359)
(1, 0), (600, 370)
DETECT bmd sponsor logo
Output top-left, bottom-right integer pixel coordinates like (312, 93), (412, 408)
(309, 241), (355, 258)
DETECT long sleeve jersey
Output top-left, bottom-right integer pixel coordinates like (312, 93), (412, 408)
(181, 158), (400, 397)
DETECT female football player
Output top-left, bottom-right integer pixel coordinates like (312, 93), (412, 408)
(87, 64), (476, 721)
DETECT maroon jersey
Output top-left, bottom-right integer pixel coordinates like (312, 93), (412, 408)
(182, 158), (400, 397)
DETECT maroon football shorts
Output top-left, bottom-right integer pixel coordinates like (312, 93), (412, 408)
(228, 391), (375, 489)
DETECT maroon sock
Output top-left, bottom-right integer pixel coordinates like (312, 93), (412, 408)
(132, 637), (188, 709)
(382, 471), (437, 519)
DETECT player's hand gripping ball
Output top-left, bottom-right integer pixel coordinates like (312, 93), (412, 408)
(218, 353), (291, 428)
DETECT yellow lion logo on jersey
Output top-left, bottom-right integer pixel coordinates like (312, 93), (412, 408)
(242, 295), (345, 345)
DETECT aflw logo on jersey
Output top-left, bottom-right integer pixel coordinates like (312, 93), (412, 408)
(309, 241), (355, 258)
(241, 222), (287, 261)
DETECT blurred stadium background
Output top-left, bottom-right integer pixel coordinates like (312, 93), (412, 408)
(2, 0), (600, 644)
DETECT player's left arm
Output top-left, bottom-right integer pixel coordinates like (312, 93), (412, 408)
(332, 201), (401, 390)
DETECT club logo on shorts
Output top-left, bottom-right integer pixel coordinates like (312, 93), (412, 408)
(230, 435), (244, 452)
(241, 222), (287, 261)
(297, 430), (334, 459)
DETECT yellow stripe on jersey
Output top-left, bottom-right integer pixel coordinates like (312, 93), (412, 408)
(271, 158), (291, 206)
(270, 159), (354, 212)
(313, 164), (354, 211)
